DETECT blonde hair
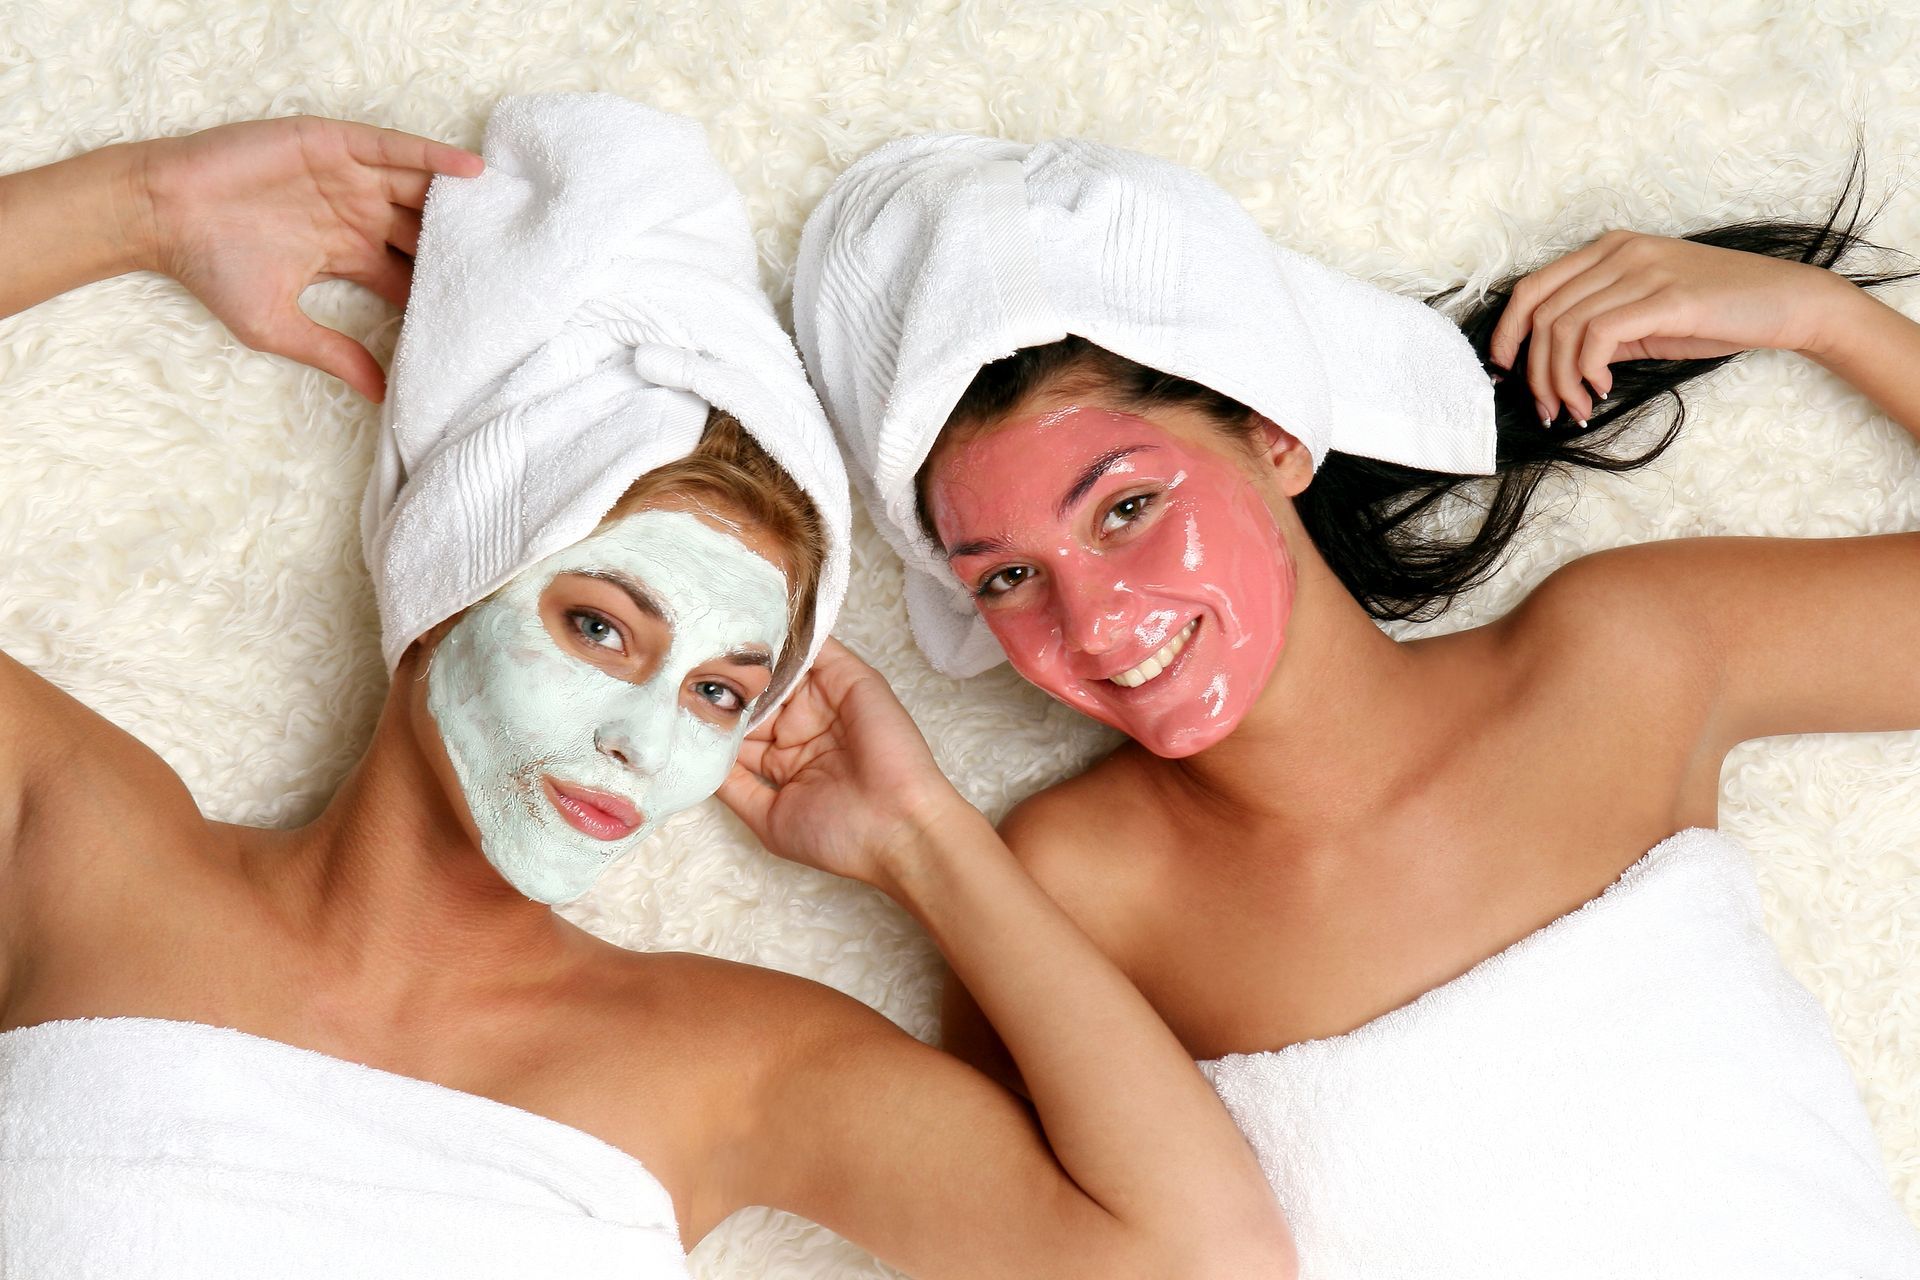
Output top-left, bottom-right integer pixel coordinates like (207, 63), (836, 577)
(600, 408), (825, 684)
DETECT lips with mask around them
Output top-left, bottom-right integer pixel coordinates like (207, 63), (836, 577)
(542, 776), (643, 841)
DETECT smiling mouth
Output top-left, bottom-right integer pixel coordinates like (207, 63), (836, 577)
(1106, 618), (1199, 689)
(542, 776), (643, 841)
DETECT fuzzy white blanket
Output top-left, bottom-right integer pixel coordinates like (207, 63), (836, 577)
(1, 3), (1915, 1275)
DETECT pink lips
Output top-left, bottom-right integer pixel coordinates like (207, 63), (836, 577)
(542, 776), (642, 841)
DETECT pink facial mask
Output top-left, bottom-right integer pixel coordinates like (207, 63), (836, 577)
(930, 405), (1296, 758)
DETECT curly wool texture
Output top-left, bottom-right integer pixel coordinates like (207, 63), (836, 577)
(1, 2), (1916, 1273)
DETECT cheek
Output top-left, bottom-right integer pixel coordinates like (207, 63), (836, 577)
(978, 603), (1104, 703)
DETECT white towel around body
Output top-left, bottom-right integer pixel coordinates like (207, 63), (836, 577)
(0, 1017), (689, 1279)
(1200, 827), (1920, 1280)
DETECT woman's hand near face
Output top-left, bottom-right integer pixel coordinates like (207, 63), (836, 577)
(715, 638), (1294, 1277)
(0, 118), (481, 400)
(718, 638), (965, 890)
(1487, 229), (1863, 425)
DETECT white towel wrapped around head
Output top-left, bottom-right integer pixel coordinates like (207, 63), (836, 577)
(362, 93), (850, 721)
(793, 133), (1494, 678)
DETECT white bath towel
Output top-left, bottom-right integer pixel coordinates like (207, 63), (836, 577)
(792, 132), (1495, 678)
(1199, 828), (1920, 1280)
(0, 1017), (689, 1278)
(361, 92), (851, 720)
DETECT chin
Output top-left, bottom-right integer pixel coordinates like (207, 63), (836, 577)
(1130, 711), (1245, 760)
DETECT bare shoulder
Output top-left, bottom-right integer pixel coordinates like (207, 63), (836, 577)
(1486, 539), (1756, 830)
(997, 746), (1170, 953)
(568, 946), (910, 1240)
(0, 648), (210, 1012)
(1494, 541), (1721, 703)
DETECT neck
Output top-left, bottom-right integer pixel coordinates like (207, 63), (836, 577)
(243, 657), (579, 999)
(1168, 548), (1449, 832)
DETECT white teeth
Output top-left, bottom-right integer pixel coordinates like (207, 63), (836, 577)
(1108, 619), (1198, 689)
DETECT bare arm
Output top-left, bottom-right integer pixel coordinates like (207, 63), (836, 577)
(0, 118), (481, 398)
(1494, 231), (1920, 747)
(718, 642), (1292, 1278)
(0, 144), (152, 321)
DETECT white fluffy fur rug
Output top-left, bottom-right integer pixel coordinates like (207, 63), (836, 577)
(2, 1), (1916, 1272)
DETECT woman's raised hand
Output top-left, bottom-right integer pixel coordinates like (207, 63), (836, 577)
(717, 639), (970, 893)
(128, 117), (483, 401)
(1488, 230), (1859, 426)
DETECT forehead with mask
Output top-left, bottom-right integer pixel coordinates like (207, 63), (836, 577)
(427, 412), (824, 904)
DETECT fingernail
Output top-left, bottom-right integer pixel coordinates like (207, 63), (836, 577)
(1575, 419), (1588, 430)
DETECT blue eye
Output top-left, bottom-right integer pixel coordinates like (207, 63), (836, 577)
(976, 565), (1034, 599)
(693, 680), (745, 715)
(568, 609), (624, 652)
(1100, 492), (1157, 535)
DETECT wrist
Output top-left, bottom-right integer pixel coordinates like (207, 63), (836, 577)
(102, 140), (167, 276)
(868, 791), (996, 903)
(1794, 270), (1878, 365)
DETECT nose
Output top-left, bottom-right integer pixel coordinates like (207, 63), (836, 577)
(595, 723), (668, 776)
(1054, 571), (1139, 658)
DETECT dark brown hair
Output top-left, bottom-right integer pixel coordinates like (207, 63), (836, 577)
(925, 164), (1914, 621)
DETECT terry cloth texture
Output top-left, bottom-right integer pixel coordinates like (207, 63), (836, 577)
(0, 1018), (690, 1279)
(792, 131), (1495, 677)
(1200, 828), (1920, 1279)
(363, 91), (850, 721)
(1, 3), (1917, 1275)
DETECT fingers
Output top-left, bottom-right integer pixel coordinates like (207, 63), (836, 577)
(341, 121), (484, 184)
(735, 734), (770, 778)
(1545, 281), (1666, 417)
(260, 315), (387, 402)
(346, 247), (414, 311)
(1488, 233), (1623, 370)
(1525, 269), (1627, 425)
(387, 204), (422, 257)
(379, 166), (445, 210)
(715, 762), (775, 840)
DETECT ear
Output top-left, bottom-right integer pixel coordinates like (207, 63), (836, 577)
(1251, 414), (1314, 497)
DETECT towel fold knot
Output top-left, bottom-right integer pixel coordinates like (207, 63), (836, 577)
(360, 93), (849, 721)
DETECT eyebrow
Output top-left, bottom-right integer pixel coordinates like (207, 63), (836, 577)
(945, 534), (1015, 562)
(576, 570), (667, 622)
(721, 647), (773, 669)
(1057, 446), (1155, 518)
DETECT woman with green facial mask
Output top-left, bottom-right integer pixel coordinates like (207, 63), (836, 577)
(0, 100), (1293, 1277)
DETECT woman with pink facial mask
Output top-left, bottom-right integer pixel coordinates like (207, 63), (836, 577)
(0, 106), (1296, 1277)
(796, 135), (1920, 1275)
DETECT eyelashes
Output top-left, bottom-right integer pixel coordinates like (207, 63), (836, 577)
(1099, 491), (1158, 534)
(568, 608), (626, 653)
(971, 489), (1165, 599)
(566, 607), (750, 720)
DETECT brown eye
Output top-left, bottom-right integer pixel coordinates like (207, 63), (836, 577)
(568, 609), (625, 653)
(976, 565), (1034, 599)
(1099, 492), (1158, 535)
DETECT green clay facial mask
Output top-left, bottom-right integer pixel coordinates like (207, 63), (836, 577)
(427, 508), (789, 904)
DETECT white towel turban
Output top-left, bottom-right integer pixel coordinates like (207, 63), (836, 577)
(362, 93), (850, 723)
(793, 133), (1495, 679)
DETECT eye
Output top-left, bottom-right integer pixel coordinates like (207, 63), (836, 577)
(568, 608), (625, 653)
(975, 564), (1035, 599)
(1099, 492), (1158, 536)
(692, 679), (746, 716)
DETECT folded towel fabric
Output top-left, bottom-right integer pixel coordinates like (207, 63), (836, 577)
(792, 132), (1494, 678)
(0, 1017), (688, 1278)
(362, 92), (850, 719)
(1200, 828), (1920, 1280)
